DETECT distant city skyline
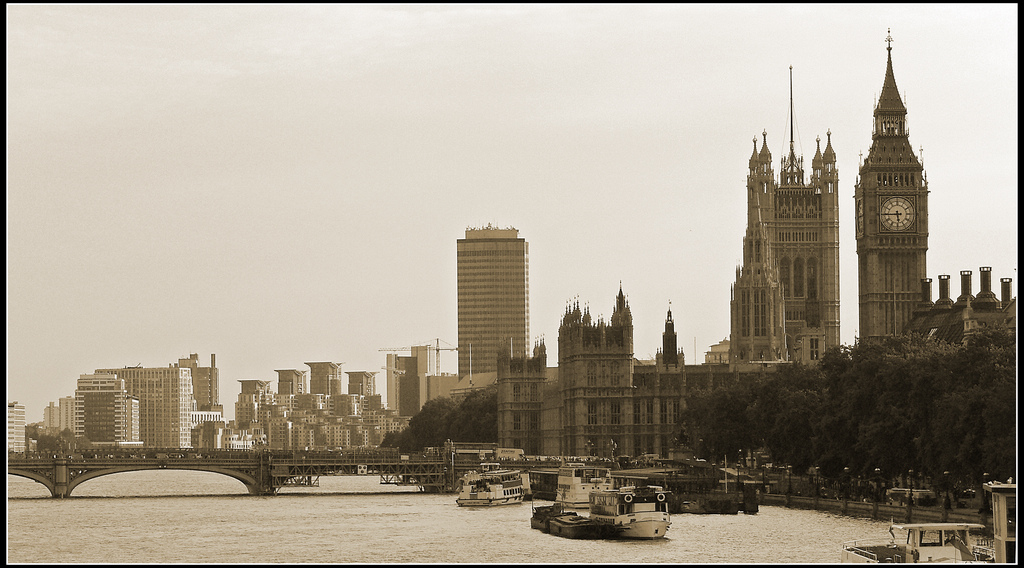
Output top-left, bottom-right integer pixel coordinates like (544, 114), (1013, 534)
(8, 5), (1017, 422)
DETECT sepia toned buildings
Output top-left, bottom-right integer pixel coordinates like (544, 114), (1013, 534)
(8, 401), (27, 453)
(855, 35), (930, 340)
(93, 362), (195, 449)
(902, 267), (1016, 343)
(498, 287), (691, 459)
(731, 66), (840, 366)
(457, 225), (530, 379)
(74, 373), (140, 446)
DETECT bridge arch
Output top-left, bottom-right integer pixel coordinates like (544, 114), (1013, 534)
(66, 466), (262, 497)
(7, 469), (57, 496)
(9, 465), (266, 498)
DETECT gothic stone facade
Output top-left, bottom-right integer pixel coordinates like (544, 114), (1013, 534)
(497, 287), (686, 458)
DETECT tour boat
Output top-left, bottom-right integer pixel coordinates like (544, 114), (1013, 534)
(555, 462), (613, 509)
(455, 467), (525, 507)
(588, 485), (672, 539)
(840, 522), (994, 563)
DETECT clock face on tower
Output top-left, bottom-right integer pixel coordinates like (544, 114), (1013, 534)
(879, 196), (916, 231)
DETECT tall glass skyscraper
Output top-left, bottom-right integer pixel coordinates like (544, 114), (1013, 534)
(457, 226), (530, 379)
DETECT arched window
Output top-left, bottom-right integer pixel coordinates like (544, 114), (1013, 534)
(807, 257), (818, 300)
(780, 257), (792, 298)
(794, 257), (805, 297)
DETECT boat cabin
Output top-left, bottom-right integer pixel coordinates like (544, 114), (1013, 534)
(841, 523), (988, 563)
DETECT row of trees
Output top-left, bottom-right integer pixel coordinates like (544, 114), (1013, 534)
(24, 425), (82, 453)
(380, 383), (498, 453)
(380, 327), (1014, 489)
(682, 327), (1016, 486)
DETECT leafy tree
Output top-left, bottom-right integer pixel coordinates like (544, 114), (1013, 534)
(447, 384), (498, 443)
(381, 384), (501, 452)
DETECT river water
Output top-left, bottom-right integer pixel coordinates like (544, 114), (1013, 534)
(8, 471), (891, 563)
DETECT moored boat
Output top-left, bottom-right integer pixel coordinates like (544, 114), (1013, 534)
(546, 511), (618, 539)
(555, 462), (613, 509)
(531, 503), (564, 533)
(840, 523), (993, 563)
(589, 485), (672, 539)
(455, 466), (525, 507)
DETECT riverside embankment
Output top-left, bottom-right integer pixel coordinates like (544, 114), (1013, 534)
(758, 492), (994, 531)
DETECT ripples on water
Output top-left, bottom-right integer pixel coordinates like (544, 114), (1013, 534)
(8, 471), (890, 563)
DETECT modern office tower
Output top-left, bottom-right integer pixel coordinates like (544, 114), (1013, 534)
(8, 401), (26, 453)
(346, 370), (376, 397)
(855, 32), (929, 340)
(457, 225), (530, 379)
(306, 361), (343, 396)
(95, 362), (195, 449)
(178, 353), (220, 411)
(276, 369), (308, 396)
(74, 373), (140, 446)
(732, 67), (840, 365)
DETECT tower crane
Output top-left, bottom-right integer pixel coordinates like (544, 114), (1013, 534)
(378, 338), (457, 376)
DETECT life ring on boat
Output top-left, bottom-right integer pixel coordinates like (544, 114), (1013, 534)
(623, 494), (633, 503)
(656, 493), (666, 502)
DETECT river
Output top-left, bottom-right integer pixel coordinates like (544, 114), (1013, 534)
(8, 471), (891, 563)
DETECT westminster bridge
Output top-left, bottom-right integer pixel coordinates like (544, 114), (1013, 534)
(7, 447), (529, 498)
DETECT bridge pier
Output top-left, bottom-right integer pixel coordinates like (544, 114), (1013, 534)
(53, 458), (69, 498)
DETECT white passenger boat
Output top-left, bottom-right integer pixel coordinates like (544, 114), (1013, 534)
(588, 485), (672, 539)
(840, 523), (993, 563)
(455, 466), (525, 507)
(555, 463), (613, 509)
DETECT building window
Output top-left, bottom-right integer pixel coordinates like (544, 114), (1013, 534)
(809, 338), (819, 361)
(588, 403), (597, 425)
(741, 290), (751, 337)
(610, 402), (621, 425)
(512, 384), (521, 402)
(587, 363), (597, 387)
(513, 413), (521, 431)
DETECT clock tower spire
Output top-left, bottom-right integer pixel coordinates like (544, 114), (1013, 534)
(855, 30), (929, 340)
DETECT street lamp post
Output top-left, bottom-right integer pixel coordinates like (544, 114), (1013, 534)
(943, 471), (952, 510)
(980, 472), (991, 514)
(908, 469), (915, 506)
(874, 467), (883, 503)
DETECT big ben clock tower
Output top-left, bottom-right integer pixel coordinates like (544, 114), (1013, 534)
(855, 31), (928, 340)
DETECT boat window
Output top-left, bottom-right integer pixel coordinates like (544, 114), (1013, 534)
(920, 529), (943, 546)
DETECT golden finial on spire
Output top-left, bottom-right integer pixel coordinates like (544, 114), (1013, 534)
(886, 28), (893, 51)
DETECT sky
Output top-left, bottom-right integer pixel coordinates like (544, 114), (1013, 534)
(7, 4), (1018, 422)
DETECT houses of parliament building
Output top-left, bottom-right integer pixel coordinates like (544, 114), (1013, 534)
(495, 35), (1014, 458)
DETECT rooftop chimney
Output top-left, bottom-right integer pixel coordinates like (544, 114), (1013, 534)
(916, 278), (934, 314)
(973, 267), (1000, 311)
(934, 275), (953, 309)
(1000, 278), (1014, 308)
(920, 278), (933, 303)
(955, 270), (974, 306)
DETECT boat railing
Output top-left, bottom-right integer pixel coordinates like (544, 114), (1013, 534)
(848, 547), (878, 562)
(970, 537), (995, 561)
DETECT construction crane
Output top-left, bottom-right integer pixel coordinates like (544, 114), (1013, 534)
(378, 338), (457, 376)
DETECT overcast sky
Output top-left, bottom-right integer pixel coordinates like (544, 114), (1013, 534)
(7, 4), (1017, 422)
